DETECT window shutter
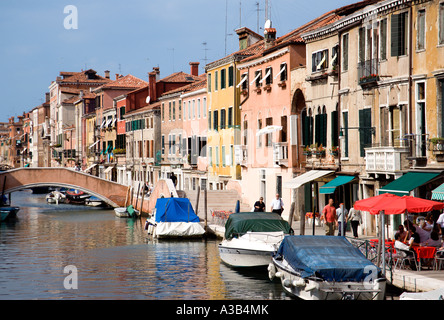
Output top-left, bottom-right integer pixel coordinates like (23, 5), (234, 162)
(331, 110), (338, 147)
(322, 113), (327, 147)
(303, 113), (310, 146)
(359, 109), (372, 157)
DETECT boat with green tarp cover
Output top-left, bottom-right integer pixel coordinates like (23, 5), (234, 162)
(219, 212), (292, 268)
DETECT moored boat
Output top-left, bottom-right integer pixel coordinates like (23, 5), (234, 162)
(46, 191), (66, 204)
(85, 196), (106, 207)
(269, 235), (386, 300)
(0, 206), (20, 222)
(65, 189), (90, 204)
(218, 212), (292, 268)
(114, 205), (139, 218)
(146, 197), (205, 238)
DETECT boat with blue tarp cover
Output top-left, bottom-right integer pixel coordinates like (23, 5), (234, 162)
(219, 212), (292, 268)
(268, 235), (386, 300)
(146, 197), (205, 238)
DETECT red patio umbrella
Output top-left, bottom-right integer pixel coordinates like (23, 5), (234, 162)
(353, 193), (401, 213)
(357, 195), (444, 215)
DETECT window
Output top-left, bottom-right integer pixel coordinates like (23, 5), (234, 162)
(311, 49), (328, 72)
(197, 99), (201, 119)
(178, 100), (182, 120)
(358, 27), (365, 62)
(331, 44), (339, 69)
(208, 110), (211, 130)
(380, 19), (387, 60)
(265, 117), (273, 147)
(213, 110), (218, 131)
(220, 109), (226, 129)
(261, 67), (272, 85)
(228, 66), (234, 87)
(161, 135), (165, 154)
(240, 73), (248, 90)
(342, 34), (349, 71)
(243, 119), (248, 145)
(359, 108), (372, 157)
(168, 102), (171, 121)
(222, 145), (226, 167)
(192, 100), (195, 119)
(314, 109), (327, 148)
(416, 82), (427, 156)
(208, 74), (212, 92)
(188, 101), (191, 120)
(220, 68), (226, 89)
(228, 107), (233, 128)
(162, 103), (165, 121)
(277, 63), (287, 81)
(215, 146), (219, 166)
(391, 12), (408, 57)
(417, 9), (425, 51)
(257, 119), (262, 147)
(253, 70), (262, 87)
(215, 70), (219, 91)
(203, 97), (207, 118)
(119, 106), (126, 119)
(172, 101), (176, 121)
(209, 146), (212, 166)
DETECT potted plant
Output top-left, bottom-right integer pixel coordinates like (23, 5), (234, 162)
(303, 146), (312, 156)
(314, 144), (325, 157)
(330, 145), (339, 156)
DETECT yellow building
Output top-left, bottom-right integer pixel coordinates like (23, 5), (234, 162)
(205, 28), (263, 189)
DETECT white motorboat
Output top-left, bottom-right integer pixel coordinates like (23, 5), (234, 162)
(114, 205), (139, 218)
(46, 191), (66, 204)
(146, 197), (205, 238)
(269, 235), (386, 300)
(85, 196), (106, 207)
(218, 212), (292, 268)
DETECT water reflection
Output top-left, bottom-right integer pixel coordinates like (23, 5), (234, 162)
(0, 190), (292, 300)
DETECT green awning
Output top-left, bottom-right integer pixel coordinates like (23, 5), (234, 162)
(432, 183), (444, 201)
(378, 172), (441, 196)
(319, 175), (355, 194)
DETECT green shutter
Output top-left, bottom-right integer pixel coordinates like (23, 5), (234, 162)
(315, 114), (320, 146)
(322, 113), (327, 147)
(331, 111), (338, 147)
(359, 109), (372, 157)
(303, 113), (310, 146)
(343, 112), (349, 157)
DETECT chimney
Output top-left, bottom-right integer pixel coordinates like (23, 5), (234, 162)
(148, 71), (157, 103)
(115, 73), (120, 80)
(45, 92), (50, 103)
(264, 27), (276, 50)
(153, 67), (160, 81)
(104, 70), (110, 79)
(189, 62), (199, 76)
(235, 27), (263, 50)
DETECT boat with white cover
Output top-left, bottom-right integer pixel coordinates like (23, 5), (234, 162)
(46, 191), (66, 204)
(218, 212), (292, 268)
(269, 236), (386, 300)
(146, 197), (205, 238)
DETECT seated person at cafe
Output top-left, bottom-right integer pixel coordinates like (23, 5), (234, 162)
(394, 233), (417, 270)
(394, 225), (407, 242)
(408, 226), (421, 246)
(421, 231), (442, 248)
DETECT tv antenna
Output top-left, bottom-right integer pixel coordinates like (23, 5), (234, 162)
(202, 42), (209, 66)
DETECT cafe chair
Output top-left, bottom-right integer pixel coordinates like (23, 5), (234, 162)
(394, 249), (419, 271)
(435, 250), (444, 270)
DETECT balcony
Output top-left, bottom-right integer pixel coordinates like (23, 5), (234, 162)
(358, 59), (379, 88)
(273, 142), (288, 167)
(234, 145), (248, 166)
(365, 146), (410, 177)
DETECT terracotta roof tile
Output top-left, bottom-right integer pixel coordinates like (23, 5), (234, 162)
(57, 69), (111, 84)
(95, 74), (148, 90)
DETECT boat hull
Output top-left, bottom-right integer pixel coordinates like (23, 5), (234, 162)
(219, 245), (274, 267)
(114, 208), (130, 217)
(147, 220), (205, 238)
(0, 207), (20, 222)
(269, 258), (386, 300)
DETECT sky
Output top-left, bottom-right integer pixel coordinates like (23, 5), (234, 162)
(0, 0), (358, 123)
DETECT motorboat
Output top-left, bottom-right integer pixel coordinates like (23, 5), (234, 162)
(269, 236), (386, 300)
(85, 196), (106, 207)
(146, 197), (205, 238)
(0, 206), (20, 222)
(46, 191), (66, 204)
(218, 212), (292, 268)
(65, 189), (90, 204)
(114, 205), (139, 218)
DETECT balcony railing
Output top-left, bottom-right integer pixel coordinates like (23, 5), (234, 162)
(365, 146), (410, 174)
(273, 142), (288, 167)
(358, 59), (379, 87)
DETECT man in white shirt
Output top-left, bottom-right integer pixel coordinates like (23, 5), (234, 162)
(437, 212), (444, 235)
(270, 194), (284, 216)
(336, 203), (348, 236)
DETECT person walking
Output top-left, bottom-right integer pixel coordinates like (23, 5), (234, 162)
(254, 197), (266, 212)
(321, 199), (337, 236)
(336, 203), (348, 236)
(347, 204), (362, 238)
(270, 194), (284, 215)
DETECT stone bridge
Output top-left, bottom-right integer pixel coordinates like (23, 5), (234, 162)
(0, 168), (131, 208)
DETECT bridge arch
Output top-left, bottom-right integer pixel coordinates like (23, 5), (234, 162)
(0, 168), (130, 208)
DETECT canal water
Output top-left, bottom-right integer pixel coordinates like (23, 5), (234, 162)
(0, 190), (289, 300)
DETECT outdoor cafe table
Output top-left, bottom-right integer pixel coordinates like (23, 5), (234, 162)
(413, 246), (437, 270)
